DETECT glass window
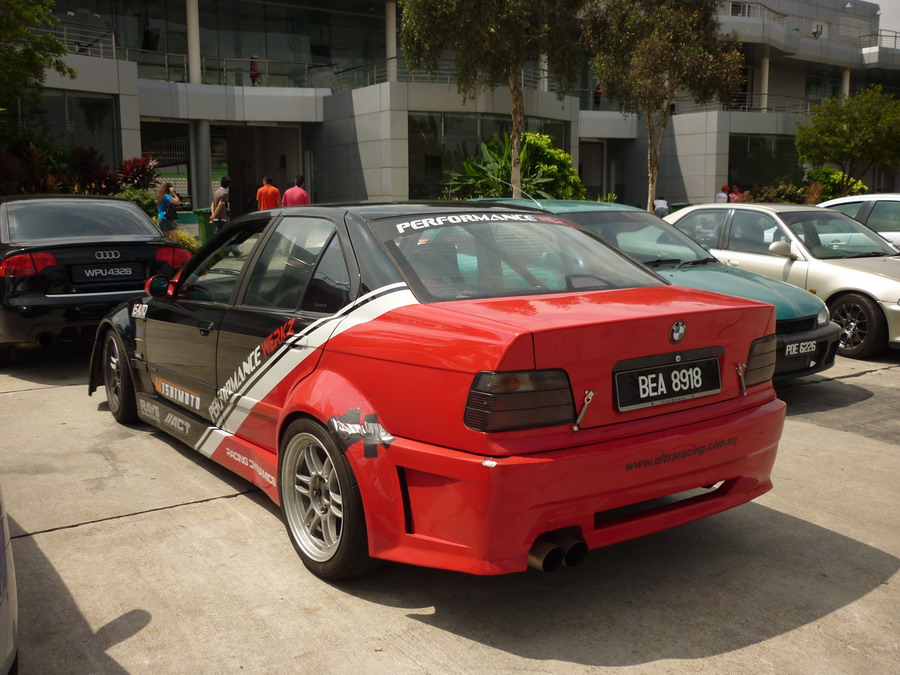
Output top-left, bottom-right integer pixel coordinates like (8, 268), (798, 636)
(671, 210), (728, 248)
(727, 212), (778, 255)
(243, 217), (335, 310)
(7, 199), (159, 242)
(778, 211), (898, 259)
(823, 201), (863, 219)
(301, 235), (351, 313)
(866, 201), (900, 234)
(179, 224), (264, 303)
(372, 214), (663, 302)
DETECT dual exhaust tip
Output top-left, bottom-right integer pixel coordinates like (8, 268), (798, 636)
(527, 532), (588, 572)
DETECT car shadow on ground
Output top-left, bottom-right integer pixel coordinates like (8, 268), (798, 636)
(337, 504), (898, 667)
(0, 342), (93, 388)
(11, 516), (151, 673)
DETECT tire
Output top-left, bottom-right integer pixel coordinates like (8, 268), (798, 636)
(278, 419), (371, 580)
(829, 293), (887, 360)
(102, 331), (138, 423)
(0, 344), (12, 367)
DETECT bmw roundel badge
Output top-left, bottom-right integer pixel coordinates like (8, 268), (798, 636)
(669, 320), (686, 343)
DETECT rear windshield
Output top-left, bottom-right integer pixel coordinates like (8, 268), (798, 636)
(6, 200), (162, 242)
(778, 210), (899, 259)
(369, 211), (665, 301)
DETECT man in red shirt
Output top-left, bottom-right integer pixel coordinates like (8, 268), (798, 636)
(282, 175), (311, 206)
(256, 176), (281, 210)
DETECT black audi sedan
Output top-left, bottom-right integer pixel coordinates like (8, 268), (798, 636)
(0, 194), (191, 365)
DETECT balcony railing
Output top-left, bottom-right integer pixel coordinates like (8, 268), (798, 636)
(674, 92), (813, 114)
(35, 21), (116, 59)
(860, 30), (900, 50)
(725, 2), (788, 27)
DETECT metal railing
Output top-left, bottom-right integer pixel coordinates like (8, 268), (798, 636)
(35, 21), (116, 59)
(201, 57), (334, 88)
(724, 2), (788, 27)
(674, 92), (813, 114)
(860, 30), (900, 49)
(117, 48), (187, 82)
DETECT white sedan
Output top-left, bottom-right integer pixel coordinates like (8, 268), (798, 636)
(818, 193), (900, 246)
(665, 203), (900, 359)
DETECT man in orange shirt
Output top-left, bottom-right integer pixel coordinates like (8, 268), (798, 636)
(256, 176), (281, 210)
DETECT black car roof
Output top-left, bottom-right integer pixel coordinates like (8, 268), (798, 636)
(248, 201), (543, 222)
(0, 193), (133, 205)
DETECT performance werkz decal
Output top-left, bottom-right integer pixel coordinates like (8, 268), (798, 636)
(209, 318), (297, 419)
(329, 409), (394, 459)
(394, 212), (538, 233)
(154, 377), (201, 410)
(194, 283), (418, 459)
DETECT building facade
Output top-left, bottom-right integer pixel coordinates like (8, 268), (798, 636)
(28, 0), (900, 213)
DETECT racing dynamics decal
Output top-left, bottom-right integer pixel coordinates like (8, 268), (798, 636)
(328, 409), (393, 458)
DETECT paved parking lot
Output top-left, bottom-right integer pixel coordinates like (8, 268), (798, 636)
(0, 343), (897, 674)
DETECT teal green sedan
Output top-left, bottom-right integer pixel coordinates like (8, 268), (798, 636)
(476, 199), (840, 381)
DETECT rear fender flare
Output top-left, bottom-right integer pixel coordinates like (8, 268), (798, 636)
(277, 368), (404, 553)
(87, 300), (141, 395)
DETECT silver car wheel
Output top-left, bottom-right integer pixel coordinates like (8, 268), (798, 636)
(282, 432), (343, 563)
(103, 334), (124, 412)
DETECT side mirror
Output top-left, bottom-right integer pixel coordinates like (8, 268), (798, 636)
(145, 274), (171, 297)
(768, 240), (795, 258)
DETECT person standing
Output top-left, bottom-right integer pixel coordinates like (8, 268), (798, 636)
(250, 55), (261, 86)
(210, 176), (231, 234)
(282, 175), (311, 206)
(729, 184), (743, 202)
(715, 185), (729, 203)
(156, 182), (181, 241)
(256, 176), (281, 210)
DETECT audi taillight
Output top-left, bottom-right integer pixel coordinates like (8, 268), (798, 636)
(744, 335), (776, 387)
(0, 252), (57, 277)
(464, 369), (575, 432)
(155, 246), (192, 270)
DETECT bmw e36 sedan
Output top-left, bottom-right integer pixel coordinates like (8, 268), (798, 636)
(89, 203), (785, 579)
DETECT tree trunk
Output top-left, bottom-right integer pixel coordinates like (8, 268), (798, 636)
(645, 107), (670, 211)
(508, 72), (525, 199)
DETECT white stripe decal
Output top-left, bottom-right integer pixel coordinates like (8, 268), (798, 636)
(195, 284), (417, 457)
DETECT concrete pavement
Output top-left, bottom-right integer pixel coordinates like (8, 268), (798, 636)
(0, 343), (897, 673)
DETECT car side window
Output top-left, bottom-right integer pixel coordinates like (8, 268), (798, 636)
(671, 210), (726, 247)
(300, 234), (351, 313)
(243, 216), (336, 310)
(727, 212), (778, 255)
(179, 225), (264, 303)
(866, 202), (900, 234)
(824, 202), (862, 219)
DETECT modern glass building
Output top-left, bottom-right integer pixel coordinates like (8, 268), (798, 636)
(24, 0), (900, 214)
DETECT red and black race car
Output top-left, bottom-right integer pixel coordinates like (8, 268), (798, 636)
(88, 203), (785, 579)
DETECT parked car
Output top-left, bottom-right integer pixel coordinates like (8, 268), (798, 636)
(475, 199), (839, 382)
(665, 203), (900, 359)
(89, 203), (785, 579)
(0, 482), (17, 675)
(818, 193), (900, 246)
(0, 194), (192, 365)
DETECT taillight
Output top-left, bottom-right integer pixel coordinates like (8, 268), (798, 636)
(464, 369), (575, 432)
(744, 335), (776, 387)
(155, 246), (192, 270)
(0, 252), (57, 276)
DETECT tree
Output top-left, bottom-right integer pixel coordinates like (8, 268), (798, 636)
(399, 0), (582, 198)
(0, 0), (74, 115)
(446, 132), (587, 199)
(796, 86), (900, 196)
(581, 0), (743, 210)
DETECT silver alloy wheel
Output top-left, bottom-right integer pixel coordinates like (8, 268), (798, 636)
(833, 301), (867, 351)
(104, 334), (123, 412)
(282, 432), (343, 562)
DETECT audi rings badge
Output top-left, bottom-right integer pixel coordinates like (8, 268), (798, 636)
(95, 250), (121, 260)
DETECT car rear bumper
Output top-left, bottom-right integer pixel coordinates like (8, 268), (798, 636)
(773, 321), (840, 381)
(362, 397), (785, 574)
(0, 293), (136, 344)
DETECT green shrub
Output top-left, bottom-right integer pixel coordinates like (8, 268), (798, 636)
(804, 167), (867, 201)
(174, 229), (201, 253)
(742, 182), (805, 204)
(116, 184), (157, 218)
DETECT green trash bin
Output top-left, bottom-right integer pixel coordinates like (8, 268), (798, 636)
(193, 208), (213, 244)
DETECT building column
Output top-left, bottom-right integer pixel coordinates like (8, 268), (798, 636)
(538, 53), (549, 92)
(190, 119), (211, 211)
(386, 1), (398, 83)
(759, 46), (770, 111)
(186, 0), (201, 84)
(842, 68), (851, 96)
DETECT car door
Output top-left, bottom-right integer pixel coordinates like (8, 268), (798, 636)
(213, 215), (353, 450)
(143, 221), (268, 421)
(717, 211), (810, 288)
